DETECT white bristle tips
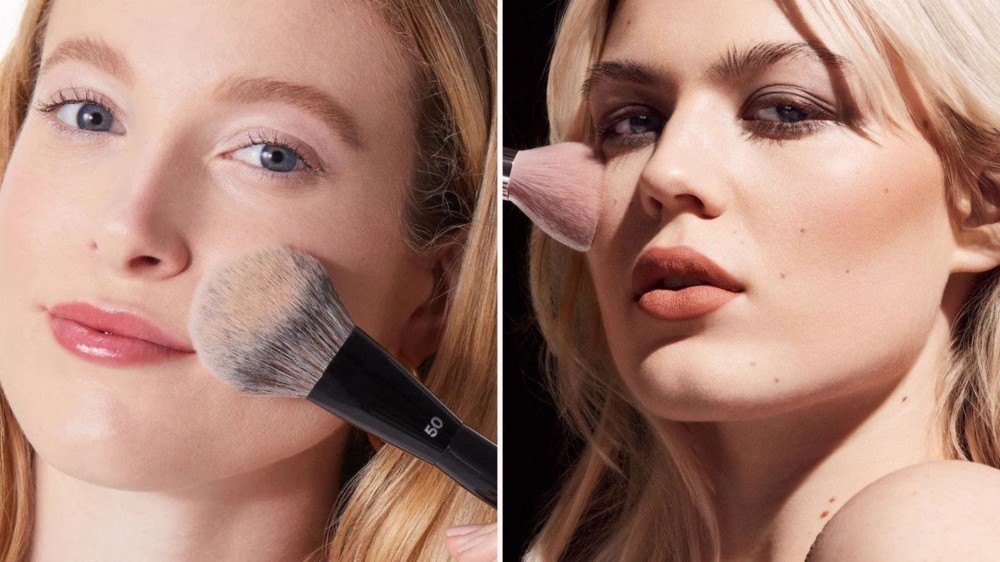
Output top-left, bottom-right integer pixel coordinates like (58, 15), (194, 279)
(189, 245), (354, 397)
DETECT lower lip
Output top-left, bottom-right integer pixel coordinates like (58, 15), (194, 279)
(636, 286), (740, 321)
(48, 315), (192, 367)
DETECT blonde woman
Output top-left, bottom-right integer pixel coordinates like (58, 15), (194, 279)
(526, 0), (1000, 560)
(0, 0), (496, 560)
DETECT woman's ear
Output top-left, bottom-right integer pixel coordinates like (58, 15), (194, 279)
(396, 231), (468, 368)
(952, 174), (1000, 273)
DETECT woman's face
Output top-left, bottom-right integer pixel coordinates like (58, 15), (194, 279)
(0, 0), (437, 489)
(585, 0), (977, 421)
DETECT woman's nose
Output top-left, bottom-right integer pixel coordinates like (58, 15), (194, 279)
(91, 160), (193, 280)
(637, 101), (731, 223)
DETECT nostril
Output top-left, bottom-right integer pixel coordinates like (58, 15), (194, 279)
(135, 256), (161, 267)
(642, 191), (664, 214)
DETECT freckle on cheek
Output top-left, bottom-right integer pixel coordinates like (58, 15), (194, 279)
(749, 361), (756, 367)
(779, 272), (786, 279)
(829, 497), (836, 503)
(820, 510), (830, 519)
(773, 377), (780, 383)
(799, 227), (806, 233)
(902, 396), (908, 402)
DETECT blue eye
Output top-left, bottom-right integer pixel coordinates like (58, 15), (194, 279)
(597, 107), (666, 147)
(232, 143), (304, 173)
(608, 113), (663, 136)
(755, 104), (811, 123)
(55, 102), (115, 132)
(740, 91), (838, 140)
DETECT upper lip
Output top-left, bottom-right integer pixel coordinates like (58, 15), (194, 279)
(47, 301), (195, 353)
(632, 246), (745, 297)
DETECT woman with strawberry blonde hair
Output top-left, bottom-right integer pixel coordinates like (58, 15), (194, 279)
(0, 0), (496, 560)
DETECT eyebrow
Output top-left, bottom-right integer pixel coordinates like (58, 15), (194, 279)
(583, 41), (851, 97)
(582, 60), (656, 98)
(708, 41), (850, 80)
(38, 37), (363, 149)
(214, 77), (363, 149)
(40, 37), (135, 84)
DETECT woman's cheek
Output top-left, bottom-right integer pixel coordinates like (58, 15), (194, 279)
(589, 154), (649, 262)
(1, 132), (97, 252)
(764, 133), (949, 290)
(0, 156), (59, 299)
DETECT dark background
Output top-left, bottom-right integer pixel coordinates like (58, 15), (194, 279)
(502, 1), (581, 559)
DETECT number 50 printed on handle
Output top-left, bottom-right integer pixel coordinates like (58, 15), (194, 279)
(425, 416), (444, 437)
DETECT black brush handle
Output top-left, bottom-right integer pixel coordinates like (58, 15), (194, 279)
(307, 328), (497, 508)
(444, 424), (498, 507)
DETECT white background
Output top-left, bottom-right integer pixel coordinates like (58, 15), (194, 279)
(1, 0), (28, 59)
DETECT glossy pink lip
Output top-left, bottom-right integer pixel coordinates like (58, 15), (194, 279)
(632, 246), (745, 321)
(47, 302), (194, 367)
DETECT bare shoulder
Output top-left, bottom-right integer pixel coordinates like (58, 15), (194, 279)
(809, 460), (1000, 561)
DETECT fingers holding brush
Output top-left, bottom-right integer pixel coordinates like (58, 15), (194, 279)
(445, 523), (497, 562)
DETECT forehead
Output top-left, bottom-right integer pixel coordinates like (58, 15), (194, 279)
(604, 0), (832, 67)
(41, 0), (414, 116)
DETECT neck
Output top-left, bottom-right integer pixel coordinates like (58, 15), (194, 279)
(689, 317), (950, 562)
(30, 428), (349, 562)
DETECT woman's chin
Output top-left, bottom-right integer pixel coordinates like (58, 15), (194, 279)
(622, 354), (852, 423)
(22, 404), (347, 494)
(32, 436), (222, 492)
(627, 380), (811, 423)
(30, 431), (329, 493)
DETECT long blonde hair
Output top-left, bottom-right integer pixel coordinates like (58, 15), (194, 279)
(0, 1), (496, 561)
(330, 1), (497, 560)
(527, 0), (1000, 559)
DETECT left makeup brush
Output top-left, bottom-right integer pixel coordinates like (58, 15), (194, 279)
(189, 245), (497, 508)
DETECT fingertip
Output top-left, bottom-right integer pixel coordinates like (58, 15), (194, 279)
(445, 523), (497, 561)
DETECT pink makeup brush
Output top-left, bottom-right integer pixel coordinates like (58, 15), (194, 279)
(502, 142), (604, 252)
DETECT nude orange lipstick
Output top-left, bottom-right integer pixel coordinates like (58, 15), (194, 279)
(632, 247), (744, 321)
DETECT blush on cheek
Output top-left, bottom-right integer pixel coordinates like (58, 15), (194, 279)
(761, 131), (948, 273)
(1, 162), (85, 251)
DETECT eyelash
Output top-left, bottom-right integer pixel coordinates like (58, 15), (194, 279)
(35, 87), (123, 139)
(740, 93), (835, 140)
(238, 131), (321, 177)
(34, 89), (321, 178)
(595, 106), (663, 148)
(595, 92), (838, 148)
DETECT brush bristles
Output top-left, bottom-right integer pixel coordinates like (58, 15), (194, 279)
(190, 246), (354, 397)
(506, 142), (604, 252)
